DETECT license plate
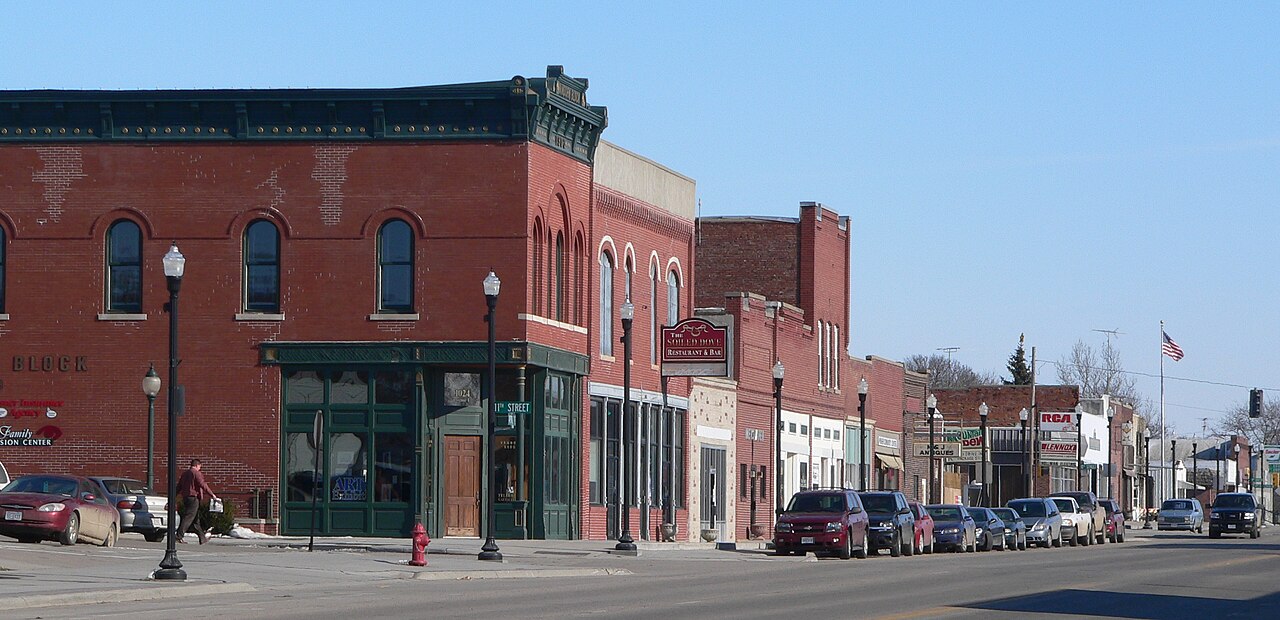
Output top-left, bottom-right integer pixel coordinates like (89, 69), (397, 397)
(1228, 524), (1238, 529)
(801, 536), (815, 544)
(4, 511), (21, 521)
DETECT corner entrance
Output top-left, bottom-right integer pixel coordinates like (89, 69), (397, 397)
(444, 435), (481, 537)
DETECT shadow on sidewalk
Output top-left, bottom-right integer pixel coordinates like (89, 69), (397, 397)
(962, 588), (1280, 619)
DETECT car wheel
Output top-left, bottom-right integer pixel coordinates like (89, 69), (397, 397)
(1083, 526), (1092, 546)
(854, 529), (868, 559)
(59, 512), (80, 546)
(101, 524), (117, 548)
(903, 528), (915, 557)
(837, 529), (853, 560)
(890, 531), (902, 557)
(924, 532), (933, 554)
(1097, 525), (1106, 545)
(144, 530), (167, 543)
(1053, 528), (1063, 547)
(1020, 533), (1028, 550)
(966, 532), (976, 553)
(913, 531), (923, 555)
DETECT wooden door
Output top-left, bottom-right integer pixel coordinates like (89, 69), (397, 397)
(444, 435), (481, 537)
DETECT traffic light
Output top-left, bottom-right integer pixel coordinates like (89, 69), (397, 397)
(1249, 388), (1264, 418)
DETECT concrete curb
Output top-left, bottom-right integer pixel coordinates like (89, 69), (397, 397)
(413, 568), (631, 581)
(7, 582), (255, 611)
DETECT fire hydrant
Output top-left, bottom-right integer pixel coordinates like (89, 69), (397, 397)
(410, 522), (430, 566)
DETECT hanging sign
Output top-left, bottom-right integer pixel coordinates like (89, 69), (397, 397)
(1040, 440), (1079, 462)
(1040, 411), (1077, 432)
(661, 317), (731, 377)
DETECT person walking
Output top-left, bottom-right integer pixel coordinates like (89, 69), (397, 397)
(176, 458), (218, 544)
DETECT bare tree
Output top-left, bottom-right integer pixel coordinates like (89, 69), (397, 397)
(1216, 400), (1280, 447)
(1056, 338), (1159, 434)
(905, 354), (1001, 389)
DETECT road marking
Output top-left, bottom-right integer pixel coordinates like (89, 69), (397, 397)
(1202, 554), (1277, 570)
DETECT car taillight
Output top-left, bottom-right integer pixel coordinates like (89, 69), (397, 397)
(118, 499), (145, 510)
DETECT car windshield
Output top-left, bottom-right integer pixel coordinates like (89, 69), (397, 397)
(1009, 501), (1046, 517)
(926, 506), (962, 520)
(860, 495), (898, 513)
(969, 508), (990, 521)
(3, 476), (77, 496)
(992, 508), (1019, 521)
(1213, 495), (1256, 509)
(787, 493), (846, 513)
(1050, 499), (1076, 513)
(1102, 502), (1116, 514)
(1060, 492), (1092, 506)
(1162, 500), (1193, 511)
(98, 479), (148, 494)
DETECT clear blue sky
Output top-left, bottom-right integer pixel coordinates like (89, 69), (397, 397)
(4, 1), (1276, 434)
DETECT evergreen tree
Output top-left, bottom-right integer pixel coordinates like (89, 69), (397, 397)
(1006, 333), (1033, 385)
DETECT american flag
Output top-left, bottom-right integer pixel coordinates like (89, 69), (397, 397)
(1162, 331), (1184, 361)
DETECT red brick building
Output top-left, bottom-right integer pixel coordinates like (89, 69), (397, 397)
(0, 66), (698, 541)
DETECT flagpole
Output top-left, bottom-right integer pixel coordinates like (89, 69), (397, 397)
(1160, 320), (1166, 506)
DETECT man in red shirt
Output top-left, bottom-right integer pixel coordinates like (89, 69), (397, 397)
(176, 459), (218, 544)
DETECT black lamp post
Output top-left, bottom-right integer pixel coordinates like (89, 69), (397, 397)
(479, 271), (503, 561)
(1019, 408), (1030, 498)
(1192, 442), (1199, 499)
(1143, 427), (1152, 528)
(858, 377), (868, 491)
(1075, 403), (1084, 492)
(142, 364), (161, 494)
(154, 243), (186, 581)
(978, 402), (988, 505)
(773, 361), (785, 519)
(926, 394), (938, 503)
(615, 299), (637, 552)
(1107, 406), (1115, 499)
(1215, 445), (1222, 499)
(1233, 444), (1241, 492)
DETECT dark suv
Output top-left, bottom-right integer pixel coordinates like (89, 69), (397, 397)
(1208, 493), (1261, 539)
(774, 489), (870, 559)
(858, 491), (915, 557)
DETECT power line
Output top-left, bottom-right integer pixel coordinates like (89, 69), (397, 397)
(1038, 359), (1279, 392)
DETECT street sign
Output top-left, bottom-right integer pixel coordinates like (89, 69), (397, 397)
(914, 442), (960, 457)
(496, 401), (531, 415)
(745, 428), (764, 441)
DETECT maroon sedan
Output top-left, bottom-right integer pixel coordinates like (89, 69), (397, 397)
(909, 501), (935, 554)
(0, 474), (120, 546)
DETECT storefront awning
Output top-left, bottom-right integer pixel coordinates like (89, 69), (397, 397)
(878, 454), (904, 471)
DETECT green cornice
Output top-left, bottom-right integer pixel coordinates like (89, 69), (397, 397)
(260, 340), (589, 376)
(0, 66), (607, 163)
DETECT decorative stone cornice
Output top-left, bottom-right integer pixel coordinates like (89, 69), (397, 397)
(595, 185), (693, 240)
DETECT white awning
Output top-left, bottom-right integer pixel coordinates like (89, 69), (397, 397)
(877, 454), (904, 471)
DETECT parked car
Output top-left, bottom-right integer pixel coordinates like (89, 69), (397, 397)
(908, 501), (935, 554)
(0, 474), (120, 546)
(1099, 498), (1126, 543)
(1208, 493), (1261, 539)
(1157, 498), (1204, 532)
(925, 504), (976, 553)
(774, 489), (869, 559)
(1049, 496), (1090, 546)
(1008, 497), (1064, 548)
(88, 477), (168, 542)
(968, 507), (1008, 551)
(858, 491), (915, 557)
(1054, 491), (1107, 545)
(990, 506), (1028, 550)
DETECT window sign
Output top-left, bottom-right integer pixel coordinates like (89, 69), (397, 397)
(331, 476), (367, 501)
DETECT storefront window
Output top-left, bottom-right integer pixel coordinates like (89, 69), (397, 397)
(375, 371), (412, 404)
(374, 433), (413, 503)
(496, 435), (518, 503)
(330, 371), (369, 405)
(285, 432), (321, 502)
(286, 370), (324, 404)
(589, 398), (603, 504)
(329, 433), (368, 501)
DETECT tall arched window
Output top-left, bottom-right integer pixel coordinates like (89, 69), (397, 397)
(574, 232), (585, 324)
(833, 324), (840, 389)
(650, 262), (659, 364)
(532, 219), (544, 315)
(817, 320), (825, 387)
(599, 251), (614, 356)
(378, 220), (413, 313)
(244, 220), (280, 313)
(106, 220), (142, 313)
(666, 269), (679, 325)
(0, 226), (6, 314)
(555, 231), (566, 322)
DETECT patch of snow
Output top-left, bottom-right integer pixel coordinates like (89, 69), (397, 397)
(228, 525), (276, 539)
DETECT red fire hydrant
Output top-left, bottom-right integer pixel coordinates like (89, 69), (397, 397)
(410, 522), (430, 566)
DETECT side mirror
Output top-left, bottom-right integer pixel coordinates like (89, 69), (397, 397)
(81, 493), (96, 502)
(898, 507), (911, 516)
(850, 506), (863, 514)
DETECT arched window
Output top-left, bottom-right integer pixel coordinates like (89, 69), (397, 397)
(244, 220), (280, 313)
(600, 251), (614, 356)
(0, 226), (6, 314)
(532, 219), (544, 315)
(106, 220), (142, 313)
(817, 320), (825, 387)
(378, 220), (413, 313)
(666, 269), (679, 325)
(650, 262), (659, 364)
(555, 231), (566, 322)
(834, 324), (841, 389)
(574, 232), (585, 324)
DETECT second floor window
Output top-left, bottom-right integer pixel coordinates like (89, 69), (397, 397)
(378, 220), (413, 313)
(600, 251), (614, 356)
(555, 232), (566, 322)
(0, 227), (6, 314)
(666, 270), (679, 325)
(244, 220), (280, 312)
(106, 220), (142, 313)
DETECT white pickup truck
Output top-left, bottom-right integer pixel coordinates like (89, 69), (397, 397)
(1049, 496), (1093, 546)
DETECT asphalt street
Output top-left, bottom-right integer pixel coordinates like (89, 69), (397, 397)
(1, 528), (1277, 619)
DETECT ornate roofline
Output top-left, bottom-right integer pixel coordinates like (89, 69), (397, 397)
(0, 66), (607, 163)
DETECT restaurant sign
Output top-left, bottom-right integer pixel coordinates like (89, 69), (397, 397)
(661, 318), (731, 377)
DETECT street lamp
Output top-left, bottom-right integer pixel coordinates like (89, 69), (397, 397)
(773, 361), (785, 520)
(1143, 427), (1153, 528)
(479, 271), (503, 561)
(615, 299), (637, 552)
(978, 402), (988, 505)
(154, 243), (186, 581)
(858, 378), (869, 491)
(1107, 406), (1115, 499)
(1019, 408), (1030, 498)
(926, 394), (938, 503)
(142, 364), (161, 494)
(1075, 403), (1084, 491)
(1234, 444), (1242, 492)
(1192, 442), (1199, 499)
